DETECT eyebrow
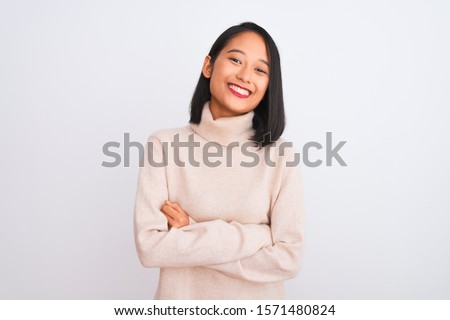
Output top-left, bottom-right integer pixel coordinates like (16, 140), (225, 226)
(226, 49), (270, 68)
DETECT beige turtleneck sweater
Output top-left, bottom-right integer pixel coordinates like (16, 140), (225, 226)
(134, 101), (304, 299)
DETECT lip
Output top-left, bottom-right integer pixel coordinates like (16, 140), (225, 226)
(228, 83), (252, 99)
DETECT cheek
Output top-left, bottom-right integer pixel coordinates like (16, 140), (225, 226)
(210, 66), (226, 89)
(209, 76), (223, 96)
(209, 75), (227, 102)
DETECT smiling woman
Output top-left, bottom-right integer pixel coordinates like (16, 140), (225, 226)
(203, 31), (270, 119)
(133, 22), (304, 300)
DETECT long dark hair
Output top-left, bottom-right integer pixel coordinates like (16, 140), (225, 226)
(189, 22), (285, 148)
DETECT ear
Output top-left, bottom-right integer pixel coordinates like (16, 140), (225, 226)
(202, 55), (212, 78)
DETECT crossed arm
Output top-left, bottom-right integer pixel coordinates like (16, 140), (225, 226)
(133, 135), (304, 282)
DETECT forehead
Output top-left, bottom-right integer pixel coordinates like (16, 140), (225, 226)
(222, 31), (269, 60)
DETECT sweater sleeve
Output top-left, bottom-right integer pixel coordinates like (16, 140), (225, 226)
(133, 135), (273, 268)
(204, 147), (305, 282)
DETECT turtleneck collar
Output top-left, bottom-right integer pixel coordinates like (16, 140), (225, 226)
(190, 101), (255, 147)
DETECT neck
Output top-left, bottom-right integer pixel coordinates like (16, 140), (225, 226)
(190, 101), (255, 147)
(209, 98), (249, 120)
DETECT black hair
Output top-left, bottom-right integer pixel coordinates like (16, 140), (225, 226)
(189, 21), (285, 149)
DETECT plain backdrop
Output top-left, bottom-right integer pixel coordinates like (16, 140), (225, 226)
(1, 0), (449, 299)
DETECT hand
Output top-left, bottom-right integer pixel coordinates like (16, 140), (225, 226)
(161, 200), (190, 229)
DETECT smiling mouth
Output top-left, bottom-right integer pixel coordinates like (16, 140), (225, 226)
(228, 83), (251, 98)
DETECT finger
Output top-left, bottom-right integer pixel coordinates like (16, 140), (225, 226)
(171, 203), (183, 212)
(162, 204), (187, 223)
(163, 213), (176, 228)
(161, 204), (178, 219)
(166, 200), (180, 210)
(167, 201), (186, 215)
(163, 212), (186, 229)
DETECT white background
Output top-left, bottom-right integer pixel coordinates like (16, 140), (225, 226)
(1, 0), (449, 299)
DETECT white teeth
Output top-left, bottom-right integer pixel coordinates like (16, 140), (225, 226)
(229, 84), (250, 96)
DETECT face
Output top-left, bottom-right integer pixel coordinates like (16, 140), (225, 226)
(202, 31), (270, 119)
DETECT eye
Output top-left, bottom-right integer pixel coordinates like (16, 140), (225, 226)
(256, 68), (268, 75)
(229, 57), (242, 64)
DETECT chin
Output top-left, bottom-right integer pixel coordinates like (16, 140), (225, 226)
(228, 99), (254, 111)
(227, 105), (252, 115)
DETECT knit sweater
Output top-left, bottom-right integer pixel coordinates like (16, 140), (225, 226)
(133, 101), (304, 299)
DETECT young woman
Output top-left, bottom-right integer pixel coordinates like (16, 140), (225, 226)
(134, 22), (304, 299)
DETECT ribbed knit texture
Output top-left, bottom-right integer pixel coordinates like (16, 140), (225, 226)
(134, 101), (304, 299)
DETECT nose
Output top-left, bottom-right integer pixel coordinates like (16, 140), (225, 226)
(236, 65), (251, 83)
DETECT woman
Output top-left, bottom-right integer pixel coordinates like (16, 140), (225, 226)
(134, 22), (304, 299)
